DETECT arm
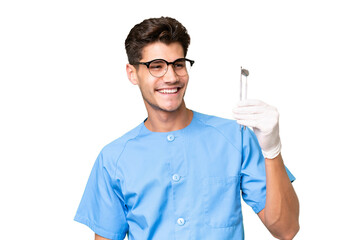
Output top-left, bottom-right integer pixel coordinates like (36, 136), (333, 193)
(95, 234), (111, 240)
(233, 99), (299, 239)
(257, 153), (299, 239)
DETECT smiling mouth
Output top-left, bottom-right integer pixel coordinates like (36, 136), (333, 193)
(157, 88), (180, 94)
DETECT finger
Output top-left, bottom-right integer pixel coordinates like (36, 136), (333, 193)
(233, 115), (266, 128)
(236, 119), (259, 128)
(232, 105), (268, 114)
(233, 111), (266, 120)
(236, 99), (266, 107)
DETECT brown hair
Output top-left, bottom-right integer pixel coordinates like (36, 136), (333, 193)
(125, 17), (191, 64)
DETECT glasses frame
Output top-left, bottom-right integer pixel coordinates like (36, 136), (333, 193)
(133, 58), (195, 78)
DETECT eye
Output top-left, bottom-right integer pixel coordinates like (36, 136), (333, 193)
(150, 64), (163, 69)
(149, 61), (165, 70)
(174, 60), (186, 68)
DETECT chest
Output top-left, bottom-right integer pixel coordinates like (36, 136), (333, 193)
(118, 134), (242, 206)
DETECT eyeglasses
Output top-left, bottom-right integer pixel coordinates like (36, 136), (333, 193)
(134, 58), (195, 78)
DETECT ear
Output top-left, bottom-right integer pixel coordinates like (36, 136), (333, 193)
(126, 64), (139, 85)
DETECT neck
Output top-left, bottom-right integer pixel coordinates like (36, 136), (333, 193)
(144, 103), (193, 132)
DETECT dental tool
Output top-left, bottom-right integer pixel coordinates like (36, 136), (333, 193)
(240, 67), (249, 101)
(240, 67), (249, 130)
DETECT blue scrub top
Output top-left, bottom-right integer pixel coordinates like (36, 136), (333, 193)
(75, 111), (295, 240)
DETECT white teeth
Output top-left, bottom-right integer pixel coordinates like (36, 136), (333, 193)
(158, 88), (178, 94)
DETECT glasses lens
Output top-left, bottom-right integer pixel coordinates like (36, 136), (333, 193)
(149, 60), (167, 77)
(173, 59), (191, 76)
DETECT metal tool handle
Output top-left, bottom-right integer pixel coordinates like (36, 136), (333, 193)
(240, 66), (249, 101)
(240, 67), (249, 130)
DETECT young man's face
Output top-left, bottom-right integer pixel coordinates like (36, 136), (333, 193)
(127, 42), (189, 114)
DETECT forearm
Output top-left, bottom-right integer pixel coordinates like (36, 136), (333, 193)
(262, 153), (299, 239)
(95, 234), (111, 240)
(233, 100), (299, 238)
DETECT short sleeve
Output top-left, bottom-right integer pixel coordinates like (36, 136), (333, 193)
(240, 127), (295, 214)
(285, 166), (296, 182)
(74, 152), (128, 240)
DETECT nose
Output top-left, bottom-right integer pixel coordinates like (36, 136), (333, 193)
(163, 64), (179, 83)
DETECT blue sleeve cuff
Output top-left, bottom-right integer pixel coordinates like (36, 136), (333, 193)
(285, 166), (296, 183)
(251, 198), (266, 214)
(74, 214), (127, 240)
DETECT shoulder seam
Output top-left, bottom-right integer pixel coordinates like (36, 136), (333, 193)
(112, 124), (143, 180)
(195, 117), (242, 153)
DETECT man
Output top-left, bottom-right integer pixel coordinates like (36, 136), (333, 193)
(75, 17), (299, 240)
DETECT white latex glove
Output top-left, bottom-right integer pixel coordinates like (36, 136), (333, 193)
(232, 99), (281, 159)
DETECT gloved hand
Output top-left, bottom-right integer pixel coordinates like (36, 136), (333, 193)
(232, 99), (281, 159)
